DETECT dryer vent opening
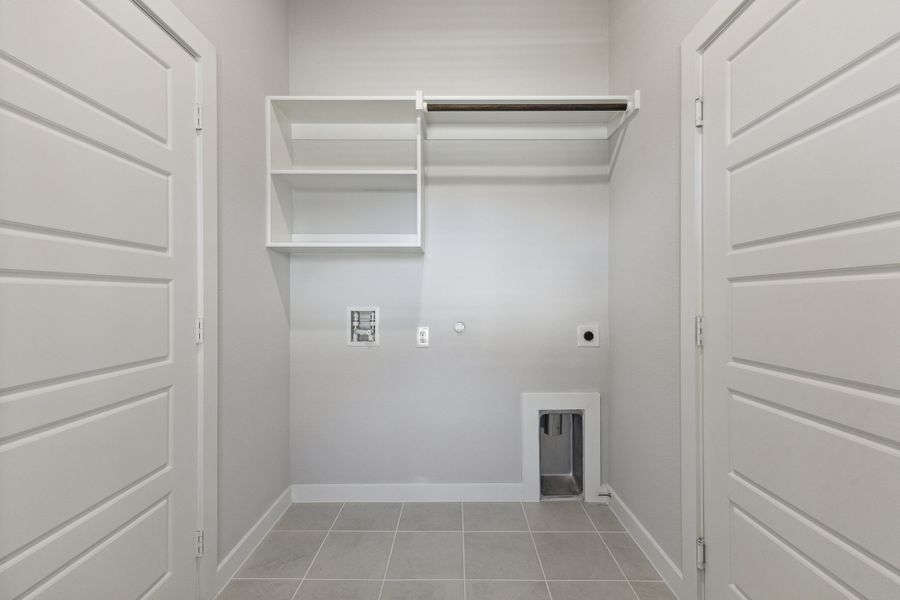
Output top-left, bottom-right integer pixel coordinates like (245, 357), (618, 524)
(539, 411), (584, 499)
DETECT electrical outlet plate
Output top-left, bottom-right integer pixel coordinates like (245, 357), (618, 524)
(416, 326), (430, 347)
(577, 323), (600, 347)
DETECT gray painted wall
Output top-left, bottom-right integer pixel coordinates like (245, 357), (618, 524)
(170, 0), (292, 560)
(607, 0), (716, 565)
(291, 183), (608, 485)
(288, 0), (611, 487)
(289, 0), (609, 96)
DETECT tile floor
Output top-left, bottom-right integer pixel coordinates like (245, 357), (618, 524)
(219, 502), (676, 600)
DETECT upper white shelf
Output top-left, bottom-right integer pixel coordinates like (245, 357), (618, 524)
(421, 93), (640, 141)
(269, 96), (417, 124)
(265, 92), (640, 253)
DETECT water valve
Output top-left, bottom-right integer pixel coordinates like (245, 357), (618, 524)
(347, 307), (379, 346)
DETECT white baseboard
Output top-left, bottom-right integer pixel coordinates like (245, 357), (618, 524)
(608, 487), (684, 599)
(215, 487), (292, 594)
(585, 483), (612, 505)
(292, 483), (524, 503)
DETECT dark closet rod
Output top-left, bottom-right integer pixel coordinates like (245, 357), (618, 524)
(426, 102), (628, 112)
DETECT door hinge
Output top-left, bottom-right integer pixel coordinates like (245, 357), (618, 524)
(194, 102), (203, 131)
(195, 317), (205, 344)
(696, 536), (706, 570)
(695, 315), (704, 349)
(195, 529), (205, 558)
(694, 97), (704, 128)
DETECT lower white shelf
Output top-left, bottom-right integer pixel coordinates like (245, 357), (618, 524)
(268, 233), (422, 253)
(271, 170), (418, 190)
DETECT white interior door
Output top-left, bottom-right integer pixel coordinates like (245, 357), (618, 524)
(701, 1), (900, 598)
(0, 0), (201, 598)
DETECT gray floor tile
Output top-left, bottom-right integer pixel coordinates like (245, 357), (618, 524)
(582, 503), (625, 532)
(217, 579), (300, 600)
(631, 581), (677, 600)
(463, 503), (528, 531)
(464, 532), (544, 580)
(548, 581), (635, 600)
(399, 503), (462, 531)
(601, 533), (661, 581)
(386, 532), (464, 579)
(236, 531), (326, 579)
(381, 581), (465, 600)
(306, 531), (394, 579)
(274, 503), (343, 531)
(219, 503), (668, 600)
(466, 581), (550, 600)
(523, 502), (594, 531)
(533, 533), (623, 580)
(333, 503), (402, 531)
(294, 580), (382, 600)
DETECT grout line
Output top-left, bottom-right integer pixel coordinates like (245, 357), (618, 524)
(290, 502), (345, 600)
(521, 502), (554, 600)
(460, 502), (467, 600)
(375, 503), (404, 600)
(273, 528), (625, 534)
(230, 578), (303, 581)
(579, 502), (640, 600)
(236, 577), (645, 582)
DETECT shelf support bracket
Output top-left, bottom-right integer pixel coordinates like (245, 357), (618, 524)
(605, 89), (641, 139)
(415, 90), (427, 140)
(606, 90), (641, 179)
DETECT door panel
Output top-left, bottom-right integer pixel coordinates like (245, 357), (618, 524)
(0, 278), (170, 390)
(0, 109), (170, 248)
(731, 276), (900, 389)
(34, 500), (171, 600)
(731, 395), (900, 566)
(1, 393), (170, 559)
(728, 0), (900, 134)
(702, 1), (900, 599)
(0, 0), (170, 140)
(729, 94), (900, 247)
(730, 508), (852, 600)
(726, 363), (900, 447)
(728, 473), (900, 600)
(0, 0), (199, 598)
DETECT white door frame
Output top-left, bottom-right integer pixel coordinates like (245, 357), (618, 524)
(129, 2), (218, 598)
(679, 1), (752, 599)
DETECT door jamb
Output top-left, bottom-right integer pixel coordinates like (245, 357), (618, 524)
(680, 1), (753, 598)
(129, 2), (218, 598)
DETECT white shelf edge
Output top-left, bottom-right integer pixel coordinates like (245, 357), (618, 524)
(424, 124), (610, 141)
(269, 94), (633, 107)
(269, 247), (424, 254)
(289, 233), (419, 242)
(422, 94), (632, 102)
(268, 233), (423, 254)
(267, 95), (417, 101)
(424, 165), (611, 180)
(270, 169), (418, 176)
